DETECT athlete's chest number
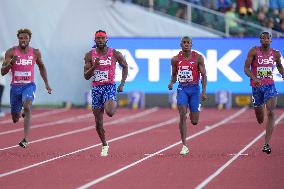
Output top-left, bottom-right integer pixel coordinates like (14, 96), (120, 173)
(178, 70), (193, 82)
(257, 67), (272, 79)
(93, 70), (109, 82)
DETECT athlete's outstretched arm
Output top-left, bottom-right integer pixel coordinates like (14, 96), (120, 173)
(198, 55), (207, 101)
(244, 48), (261, 86)
(168, 56), (178, 90)
(35, 49), (52, 94)
(1, 49), (17, 76)
(114, 50), (128, 92)
(275, 50), (284, 79)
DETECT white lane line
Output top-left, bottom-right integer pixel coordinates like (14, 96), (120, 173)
(76, 107), (248, 189)
(228, 154), (248, 156)
(0, 108), (159, 151)
(0, 109), (68, 124)
(195, 112), (284, 189)
(0, 113), (93, 136)
(0, 107), (159, 136)
(0, 116), (176, 178)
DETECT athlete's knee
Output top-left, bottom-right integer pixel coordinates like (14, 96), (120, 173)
(23, 102), (31, 111)
(191, 120), (198, 125)
(104, 103), (117, 117)
(256, 119), (264, 124)
(12, 114), (20, 123)
(12, 117), (19, 123)
(106, 109), (115, 117)
(179, 111), (187, 119)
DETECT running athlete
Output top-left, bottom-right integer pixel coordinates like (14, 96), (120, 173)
(244, 31), (284, 154)
(84, 30), (128, 157)
(168, 36), (207, 156)
(1, 28), (52, 148)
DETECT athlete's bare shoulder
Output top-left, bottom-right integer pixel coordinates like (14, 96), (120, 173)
(5, 47), (15, 55)
(247, 46), (256, 57)
(195, 52), (204, 64)
(33, 48), (41, 56)
(84, 50), (92, 64)
(113, 49), (124, 61)
(85, 50), (92, 56)
(113, 49), (122, 58)
(84, 50), (92, 59)
(172, 54), (179, 62)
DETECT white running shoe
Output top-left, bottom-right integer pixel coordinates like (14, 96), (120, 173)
(101, 145), (109, 157)
(180, 145), (189, 156)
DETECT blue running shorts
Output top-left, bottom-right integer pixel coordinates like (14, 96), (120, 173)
(177, 84), (201, 112)
(10, 82), (36, 113)
(92, 84), (117, 109)
(252, 83), (278, 107)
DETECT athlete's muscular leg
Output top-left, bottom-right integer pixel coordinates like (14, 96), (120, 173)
(93, 108), (107, 146)
(178, 105), (188, 146)
(190, 112), (199, 125)
(11, 112), (21, 123)
(104, 100), (117, 117)
(22, 99), (32, 140)
(264, 97), (277, 145)
(254, 106), (264, 124)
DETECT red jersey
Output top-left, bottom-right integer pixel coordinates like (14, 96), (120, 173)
(91, 48), (116, 86)
(11, 46), (35, 84)
(250, 46), (275, 87)
(176, 51), (200, 85)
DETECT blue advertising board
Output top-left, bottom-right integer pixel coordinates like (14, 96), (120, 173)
(109, 38), (284, 94)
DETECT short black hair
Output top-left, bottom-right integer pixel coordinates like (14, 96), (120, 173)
(182, 36), (191, 40)
(260, 31), (271, 38)
(17, 28), (32, 38)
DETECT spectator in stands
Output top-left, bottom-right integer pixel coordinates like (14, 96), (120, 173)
(216, 0), (232, 13)
(256, 6), (267, 26)
(201, 0), (217, 10)
(269, 0), (284, 15)
(225, 5), (246, 37)
(155, 0), (169, 13)
(276, 19), (284, 32)
(237, 0), (253, 17)
(252, 0), (269, 12)
(266, 17), (276, 31)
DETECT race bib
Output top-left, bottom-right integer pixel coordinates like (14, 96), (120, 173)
(178, 70), (193, 82)
(14, 71), (32, 83)
(257, 67), (272, 79)
(93, 70), (109, 82)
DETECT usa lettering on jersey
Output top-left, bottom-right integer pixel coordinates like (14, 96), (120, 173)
(99, 57), (112, 66)
(257, 56), (274, 64)
(16, 59), (33, 65)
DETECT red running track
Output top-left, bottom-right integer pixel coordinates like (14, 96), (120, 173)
(0, 107), (283, 189)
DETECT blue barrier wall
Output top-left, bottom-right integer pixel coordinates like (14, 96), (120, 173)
(110, 38), (284, 94)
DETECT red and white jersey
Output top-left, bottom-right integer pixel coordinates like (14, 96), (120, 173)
(91, 48), (116, 86)
(11, 46), (35, 84)
(251, 46), (275, 87)
(176, 51), (200, 84)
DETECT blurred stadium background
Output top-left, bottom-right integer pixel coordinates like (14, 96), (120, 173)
(0, 0), (283, 109)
